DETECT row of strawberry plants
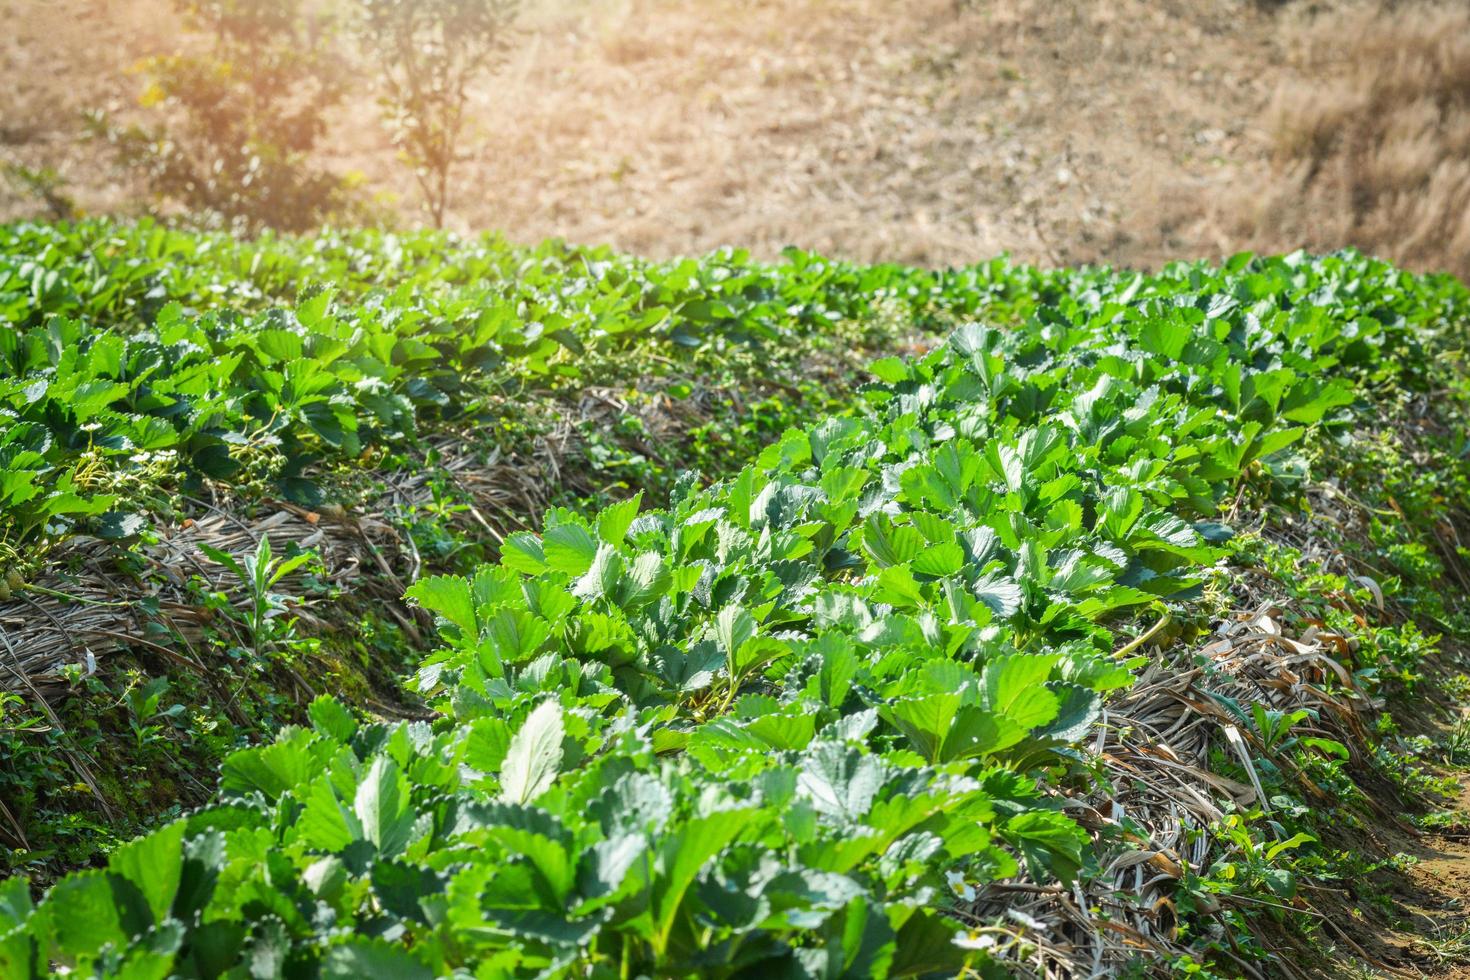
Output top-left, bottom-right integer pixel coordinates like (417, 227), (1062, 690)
(0, 218), (1260, 563)
(3, 249), (1462, 976)
(0, 221), (1047, 556)
(0, 225), (1081, 885)
(0, 221), (1052, 337)
(0, 225), (992, 878)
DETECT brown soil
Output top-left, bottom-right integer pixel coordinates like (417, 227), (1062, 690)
(1300, 675), (1470, 979)
(1350, 782), (1470, 979)
(5, 0), (1467, 278)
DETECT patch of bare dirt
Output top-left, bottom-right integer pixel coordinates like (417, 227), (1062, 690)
(8, 1), (1468, 277)
(2, 0), (174, 213)
(1349, 780), (1470, 979)
(6, 0), (1450, 275)
(1298, 677), (1470, 979)
(405, 0), (1284, 268)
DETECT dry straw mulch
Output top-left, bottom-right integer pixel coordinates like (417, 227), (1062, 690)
(0, 390), (1460, 976)
(965, 600), (1388, 978)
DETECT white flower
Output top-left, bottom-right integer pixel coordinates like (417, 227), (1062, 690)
(953, 931), (998, 951)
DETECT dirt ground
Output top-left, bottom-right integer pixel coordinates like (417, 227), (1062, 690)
(7, 0), (1464, 277)
(1398, 808), (1470, 979)
(1342, 779), (1470, 979)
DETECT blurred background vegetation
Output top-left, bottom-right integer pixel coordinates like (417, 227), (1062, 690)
(3, 0), (1468, 275)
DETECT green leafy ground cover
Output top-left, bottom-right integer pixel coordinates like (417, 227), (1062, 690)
(0, 221), (1048, 877)
(1, 220), (1046, 556)
(2, 228), (1470, 976)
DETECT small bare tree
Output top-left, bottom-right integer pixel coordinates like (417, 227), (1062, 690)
(356, 0), (519, 229)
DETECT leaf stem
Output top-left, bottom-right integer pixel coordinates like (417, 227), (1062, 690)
(1114, 610), (1173, 658)
(20, 583), (128, 607)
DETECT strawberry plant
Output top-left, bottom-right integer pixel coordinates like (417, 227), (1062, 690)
(3, 242), (1466, 976)
(0, 221), (1042, 559)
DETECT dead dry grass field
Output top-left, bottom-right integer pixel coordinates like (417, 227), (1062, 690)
(2, 0), (1468, 277)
